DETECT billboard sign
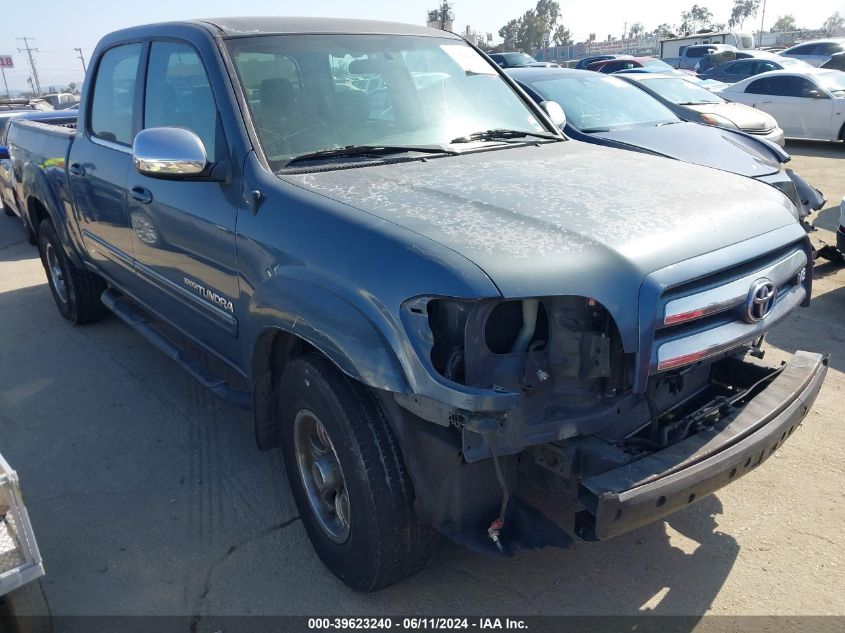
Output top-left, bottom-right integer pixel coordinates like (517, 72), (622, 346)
(0, 56), (13, 68)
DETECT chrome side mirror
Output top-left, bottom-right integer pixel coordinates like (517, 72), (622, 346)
(132, 127), (207, 179)
(0, 147), (9, 161)
(539, 100), (567, 128)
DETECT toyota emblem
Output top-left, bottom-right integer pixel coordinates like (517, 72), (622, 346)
(744, 278), (777, 323)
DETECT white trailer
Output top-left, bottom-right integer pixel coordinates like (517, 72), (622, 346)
(659, 31), (755, 58)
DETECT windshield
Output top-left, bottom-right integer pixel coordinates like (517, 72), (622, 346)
(226, 35), (547, 167)
(502, 52), (540, 66)
(640, 58), (674, 71)
(640, 77), (725, 104)
(524, 74), (678, 131)
(817, 71), (845, 96)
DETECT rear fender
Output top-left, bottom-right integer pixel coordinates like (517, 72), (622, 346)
(22, 160), (83, 267)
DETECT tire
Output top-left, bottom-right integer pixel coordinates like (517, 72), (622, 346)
(37, 219), (107, 324)
(2, 200), (12, 217)
(278, 354), (439, 592)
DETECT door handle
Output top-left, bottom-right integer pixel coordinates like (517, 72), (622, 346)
(69, 162), (85, 177)
(130, 186), (153, 204)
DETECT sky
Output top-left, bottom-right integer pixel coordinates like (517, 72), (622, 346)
(1, 0), (843, 92)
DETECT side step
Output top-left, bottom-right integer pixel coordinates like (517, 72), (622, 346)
(101, 288), (252, 409)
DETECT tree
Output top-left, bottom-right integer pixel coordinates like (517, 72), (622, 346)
(498, 1), (572, 51)
(654, 23), (676, 39)
(823, 12), (844, 37)
(553, 24), (573, 46)
(728, 0), (760, 29)
(680, 5), (714, 33)
(628, 22), (645, 39)
(498, 19), (520, 46)
(771, 14), (797, 32)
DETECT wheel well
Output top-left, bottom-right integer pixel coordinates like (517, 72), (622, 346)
(27, 197), (49, 235)
(251, 328), (317, 450)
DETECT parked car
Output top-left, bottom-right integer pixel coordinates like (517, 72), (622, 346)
(617, 72), (785, 146)
(820, 52), (845, 71)
(716, 68), (845, 141)
(8, 17), (826, 592)
(780, 39), (845, 67)
(508, 67), (822, 217)
(41, 92), (80, 110)
(1, 109), (78, 234)
(663, 43), (737, 70)
(587, 56), (676, 74)
(695, 49), (808, 73)
(488, 52), (556, 68)
(698, 56), (810, 83)
(574, 54), (632, 70)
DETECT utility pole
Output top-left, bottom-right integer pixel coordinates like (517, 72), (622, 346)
(74, 47), (87, 74)
(16, 37), (41, 96)
(758, 0), (767, 47)
(0, 67), (9, 99)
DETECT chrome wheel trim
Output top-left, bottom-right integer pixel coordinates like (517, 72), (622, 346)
(45, 242), (68, 304)
(293, 409), (351, 543)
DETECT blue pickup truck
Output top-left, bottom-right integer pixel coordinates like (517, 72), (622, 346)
(3, 17), (827, 592)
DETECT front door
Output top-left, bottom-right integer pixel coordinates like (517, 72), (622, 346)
(69, 43), (143, 288)
(126, 40), (241, 363)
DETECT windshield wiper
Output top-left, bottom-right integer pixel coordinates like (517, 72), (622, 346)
(580, 127), (610, 133)
(450, 129), (560, 143)
(285, 144), (456, 167)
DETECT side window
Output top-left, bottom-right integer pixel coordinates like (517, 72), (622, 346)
(794, 78), (826, 98)
(820, 42), (843, 55)
(755, 61), (779, 73)
(144, 41), (220, 158)
(90, 44), (142, 145)
(761, 76), (814, 97)
(746, 77), (772, 94)
(789, 44), (815, 56)
(728, 60), (754, 75)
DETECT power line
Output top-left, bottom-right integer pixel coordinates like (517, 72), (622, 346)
(16, 37), (42, 96)
(74, 47), (87, 74)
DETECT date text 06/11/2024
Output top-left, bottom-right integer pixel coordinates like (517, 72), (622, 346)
(307, 618), (528, 630)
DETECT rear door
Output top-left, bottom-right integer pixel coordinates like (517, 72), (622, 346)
(126, 39), (242, 361)
(69, 43), (143, 288)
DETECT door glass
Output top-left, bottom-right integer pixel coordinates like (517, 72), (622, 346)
(144, 41), (220, 158)
(746, 78), (772, 95)
(90, 44), (142, 145)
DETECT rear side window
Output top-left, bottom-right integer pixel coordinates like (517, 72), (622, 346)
(746, 77), (773, 94)
(89, 44), (142, 146)
(687, 46), (715, 58)
(788, 44), (817, 56)
(144, 41), (221, 158)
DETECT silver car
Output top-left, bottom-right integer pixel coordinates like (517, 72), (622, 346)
(780, 39), (845, 67)
(618, 72), (786, 146)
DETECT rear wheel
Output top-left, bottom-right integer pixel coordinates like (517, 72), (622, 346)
(37, 219), (107, 324)
(278, 354), (439, 592)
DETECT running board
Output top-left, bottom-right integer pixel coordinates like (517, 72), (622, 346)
(101, 288), (252, 409)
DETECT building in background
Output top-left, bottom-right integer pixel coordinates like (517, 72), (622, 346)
(426, 1), (454, 32)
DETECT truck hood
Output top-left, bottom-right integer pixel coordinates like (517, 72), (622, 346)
(281, 140), (799, 301)
(685, 101), (779, 133)
(593, 121), (781, 177)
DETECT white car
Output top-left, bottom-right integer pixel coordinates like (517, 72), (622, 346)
(779, 39), (845, 67)
(717, 68), (845, 141)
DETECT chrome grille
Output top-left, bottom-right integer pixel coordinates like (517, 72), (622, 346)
(653, 241), (808, 372)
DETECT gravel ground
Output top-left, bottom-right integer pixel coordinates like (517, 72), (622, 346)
(0, 140), (842, 619)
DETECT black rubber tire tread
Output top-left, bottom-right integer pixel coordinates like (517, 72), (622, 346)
(38, 219), (107, 325)
(278, 353), (439, 592)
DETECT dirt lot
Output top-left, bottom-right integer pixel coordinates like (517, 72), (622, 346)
(0, 141), (842, 619)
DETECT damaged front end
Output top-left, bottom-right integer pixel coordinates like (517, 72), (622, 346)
(389, 234), (825, 555)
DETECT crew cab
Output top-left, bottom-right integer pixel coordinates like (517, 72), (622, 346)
(7, 17), (827, 592)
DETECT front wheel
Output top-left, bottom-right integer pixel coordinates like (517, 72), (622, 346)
(37, 219), (107, 324)
(278, 354), (439, 592)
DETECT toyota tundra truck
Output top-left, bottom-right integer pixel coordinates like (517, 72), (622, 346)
(5, 17), (827, 592)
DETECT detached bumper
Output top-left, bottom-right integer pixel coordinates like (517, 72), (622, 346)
(575, 351), (828, 541)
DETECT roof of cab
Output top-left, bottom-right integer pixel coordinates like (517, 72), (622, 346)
(194, 16), (459, 38)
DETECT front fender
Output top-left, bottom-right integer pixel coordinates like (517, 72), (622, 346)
(244, 275), (410, 394)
